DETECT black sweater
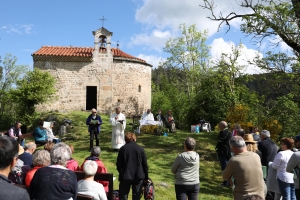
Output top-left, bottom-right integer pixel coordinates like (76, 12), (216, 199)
(30, 166), (78, 200)
(116, 141), (149, 181)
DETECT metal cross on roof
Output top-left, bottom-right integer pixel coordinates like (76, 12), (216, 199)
(99, 16), (107, 27)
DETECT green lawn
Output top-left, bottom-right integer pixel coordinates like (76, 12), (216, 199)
(37, 111), (233, 200)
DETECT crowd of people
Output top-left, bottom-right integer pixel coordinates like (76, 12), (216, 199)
(5, 108), (300, 200)
(216, 120), (300, 200)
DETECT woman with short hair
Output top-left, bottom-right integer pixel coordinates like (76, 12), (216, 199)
(30, 143), (77, 200)
(25, 150), (50, 187)
(171, 137), (200, 200)
(271, 137), (296, 200)
(78, 160), (107, 200)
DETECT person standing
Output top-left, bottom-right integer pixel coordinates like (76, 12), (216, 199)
(8, 121), (24, 147)
(0, 137), (30, 200)
(258, 130), (278, 167)
(116, 132), (149, 200)
(86, 108), (102, 151)
(109, 107), (126, 152)
(215, 121), (232, 187)
(271, 138), (296, 200)
(171, 137), (200, 200)
(223, 136), (264, 199)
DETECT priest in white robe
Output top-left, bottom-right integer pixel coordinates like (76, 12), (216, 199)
(109, 107), (126, 151)
(141, 109), (154, 121)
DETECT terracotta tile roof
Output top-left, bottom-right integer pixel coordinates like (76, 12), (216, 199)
(32, 46), (146, 63)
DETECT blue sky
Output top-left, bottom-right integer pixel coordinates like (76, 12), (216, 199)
(0, 0), (291, 74)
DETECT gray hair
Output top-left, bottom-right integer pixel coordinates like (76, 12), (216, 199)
(33, 150), (50, 167)
(237, 129), (245, 137)
(184, 137), (196, 150)
(91, 108), (97, 113)
(229, 136), (246, 148)
(83, 160), (97, 176)
(25, 142), (36, 150)
(91, 146), (101, 157)
(234, 123), (241, 129)
(50, 143), (71, 166)
(219, 121), (228, 128)
(260, 130), (270, 138)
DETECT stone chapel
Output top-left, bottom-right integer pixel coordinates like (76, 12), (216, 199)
(32, 27), (152, 115)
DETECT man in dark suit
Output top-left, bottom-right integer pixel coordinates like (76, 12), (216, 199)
(215, 121), (232, 187)
(116, 132), (149, 200)
(0, 137), (30, 200)
(258, 130), (278, 167)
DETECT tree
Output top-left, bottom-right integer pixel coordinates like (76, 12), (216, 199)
(269, 93), (300, 140)
(200, 0), (300, 56)
(162, 24), (210, 103)
(0, 54), (28, 129)
(12, 68), (56, 127)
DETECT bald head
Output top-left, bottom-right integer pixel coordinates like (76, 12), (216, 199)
(219, 121), (228, 130)
(25, 142), (37, 154)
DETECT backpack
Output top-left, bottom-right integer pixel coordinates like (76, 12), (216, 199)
(143, 181), (155, 200)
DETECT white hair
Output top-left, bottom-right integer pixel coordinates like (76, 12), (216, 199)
(260, 130), (270, 138)
(229, 136), (246, 148)
(25, 142), (36, 150)
(50, 143), (71, 166)
(83, 160), (98, 176)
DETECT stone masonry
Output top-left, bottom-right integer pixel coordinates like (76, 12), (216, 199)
(32, 27), (152, 116)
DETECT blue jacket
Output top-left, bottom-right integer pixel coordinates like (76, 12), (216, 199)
(86, 114), (102, 133)
(33, 127), (47, 142)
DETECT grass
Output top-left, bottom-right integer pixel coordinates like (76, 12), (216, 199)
(35, 111), (233, 200)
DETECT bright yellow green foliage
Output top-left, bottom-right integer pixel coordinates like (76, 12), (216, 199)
(226, 104), (253, 130)
(261, 118), (282, 142)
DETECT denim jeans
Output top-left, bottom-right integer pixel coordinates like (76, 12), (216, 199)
(119, 180), (143, 200)
(218, 155), (230, 185)
(277, 178), (296, 200)
(175, 184), (199, 200)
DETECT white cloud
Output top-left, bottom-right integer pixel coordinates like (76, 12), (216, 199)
(137, 54), (166, 68)
(135, 0), (252, 36)
(130, 29), (173, 52)
(210, 38), (265, 74)
(1, 24), (33, 34)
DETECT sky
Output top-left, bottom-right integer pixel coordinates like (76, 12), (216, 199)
(0, 0), (291, 74)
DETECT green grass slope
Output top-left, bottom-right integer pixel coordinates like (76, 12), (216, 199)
(38, 111), (233, 200)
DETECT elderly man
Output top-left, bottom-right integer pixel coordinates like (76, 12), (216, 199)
(19, 142), (36, 166)
(223, 136), (264, 200)
(142, 109), (154, 121)
(215, 121), (232, 187)
(257, 130), (278, 167)
(109, 107), (126, 152)
(0, 137), (30, 200)
(86, 108), (103, 151)
(236, 129), (245, 137)
(8, 121), (24, 147)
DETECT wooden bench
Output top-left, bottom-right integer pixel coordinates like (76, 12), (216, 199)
(75, 171), (114, 200)
(77, 193), (94, 200)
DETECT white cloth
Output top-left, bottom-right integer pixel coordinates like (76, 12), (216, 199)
(46, 128), (55, 141)
(139, 120), (161, 126)
(141, 112), (154, 121)
(109, 113), (126, 149)
(77, 180), (107, 200)
(271, 150), (295, 183)
(267, 162), (281, 194)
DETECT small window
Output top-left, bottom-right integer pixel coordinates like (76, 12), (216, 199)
(117, 99), (121, 103)
(138, 85), (141, 92)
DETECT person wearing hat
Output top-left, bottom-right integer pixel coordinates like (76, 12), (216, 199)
(243, 134), (262, 160)
(0, 136), (30, 199)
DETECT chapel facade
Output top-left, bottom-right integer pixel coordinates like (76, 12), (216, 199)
(32, 27), (152, 115)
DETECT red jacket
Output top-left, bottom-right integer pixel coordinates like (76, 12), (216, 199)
(66, 158), (79, 171)
(25, 166), (42, 187)
(80, 157), (108, 192)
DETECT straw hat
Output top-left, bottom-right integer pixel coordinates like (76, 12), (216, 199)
(243, 134), (257, 143)
(18, 144), (24, 155)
